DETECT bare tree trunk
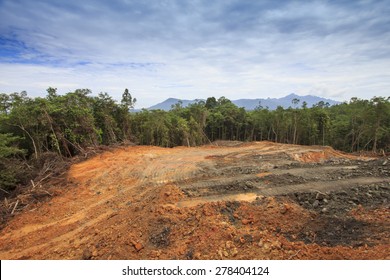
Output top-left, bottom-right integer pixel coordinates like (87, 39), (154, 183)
(372, 120), (380, 153)
(44, 110), (62, 156)
(293, 113), (297, 144)
(272, 126), (278, 142)
(15, 124), (38, 159)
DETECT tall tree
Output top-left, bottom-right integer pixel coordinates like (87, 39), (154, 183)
(120, 89), (136, 141)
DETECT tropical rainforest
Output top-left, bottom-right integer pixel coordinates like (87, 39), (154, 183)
(0, 88), (389, 192)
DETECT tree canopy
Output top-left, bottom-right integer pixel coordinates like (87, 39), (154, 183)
(1, 88), (389, 192)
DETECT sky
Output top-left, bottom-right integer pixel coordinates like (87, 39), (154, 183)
(0, 0), (389, 108)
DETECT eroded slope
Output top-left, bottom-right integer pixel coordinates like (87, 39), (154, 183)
(0, 142), (388, 259)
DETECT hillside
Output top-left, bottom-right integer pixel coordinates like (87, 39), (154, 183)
(145, 93), (340, 110)
(0, 141), (388, 260)
(147, 98), (205, 110)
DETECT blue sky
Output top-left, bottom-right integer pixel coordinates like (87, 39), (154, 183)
(0, 0), (389, 108)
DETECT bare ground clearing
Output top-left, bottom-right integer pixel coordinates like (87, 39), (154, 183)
(0, 141), (388, 259)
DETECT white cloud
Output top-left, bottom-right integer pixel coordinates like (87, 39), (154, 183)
(0, 0), (389, 107)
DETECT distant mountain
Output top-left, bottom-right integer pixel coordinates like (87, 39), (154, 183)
(147, 98), (205, 111)
(234, 93), (340, 110)
(146, 93), (340, 111)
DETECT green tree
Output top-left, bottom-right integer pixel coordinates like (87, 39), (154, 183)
(0, 133), (26, 191)
(291, 98), (300, 144)
(120, 89), (136, 141)
(93, 93), (121, 145)
(367, 97), (390, 152)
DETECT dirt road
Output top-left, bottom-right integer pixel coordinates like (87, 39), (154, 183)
(0, 141), (389, 259)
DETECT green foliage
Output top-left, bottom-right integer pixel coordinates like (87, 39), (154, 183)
(0, 133), (25, 158)
(0, 133), (26, 191)
(131, 95), (390, 152)
(1, 88), (389, 193)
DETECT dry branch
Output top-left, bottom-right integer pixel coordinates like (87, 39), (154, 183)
(4, 197), (9, 208)
(288, 249), (301, 260)
(0, 187), (10, 194)
(43, 190), (53, 197)
(11, 200), (19, 215)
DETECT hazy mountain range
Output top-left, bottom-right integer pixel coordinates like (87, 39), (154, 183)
(145, 93), (340, 111)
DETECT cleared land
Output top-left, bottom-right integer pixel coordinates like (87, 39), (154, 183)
(0, 141), (389, 259)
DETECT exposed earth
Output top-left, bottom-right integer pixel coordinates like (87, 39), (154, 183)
(0, 141), (389, 259)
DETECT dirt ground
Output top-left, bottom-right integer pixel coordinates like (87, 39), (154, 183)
(0, 141), (389, 260)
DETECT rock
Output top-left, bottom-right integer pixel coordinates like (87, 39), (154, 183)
(225, 241), (233, 249)
(321, 207), (328, 213)
(82, 248), (92, 260)
(92, 249), (98, 257)
(382, 160), (388, 166)
(223, 250), (229, 257)
(280, 204), (287, 214)
(313, 200), (320, 208)
(263, 242), (271, 253)
(271, 240), (282, 249)
(380, 192), (388, 198)
(134, 243), (143, 252)
(352, 197), (360, 204)
(315, 192), (325, 200)
(241, 219), (252, 225)
(150, 250), (161, 258)
(231, 247), (238, 257)
(131, 241), (144, 252)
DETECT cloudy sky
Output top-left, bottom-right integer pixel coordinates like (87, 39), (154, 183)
(0, 0), (389, 108)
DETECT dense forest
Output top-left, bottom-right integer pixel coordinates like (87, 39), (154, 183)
(1, 88), (389, 192)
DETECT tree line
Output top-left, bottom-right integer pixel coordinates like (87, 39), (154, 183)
(1, 88), (389, 192)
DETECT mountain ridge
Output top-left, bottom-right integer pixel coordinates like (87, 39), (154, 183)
(144, 93), (340, 111)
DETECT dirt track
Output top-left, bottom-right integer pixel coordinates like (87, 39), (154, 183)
(0, 141), (389, 259)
